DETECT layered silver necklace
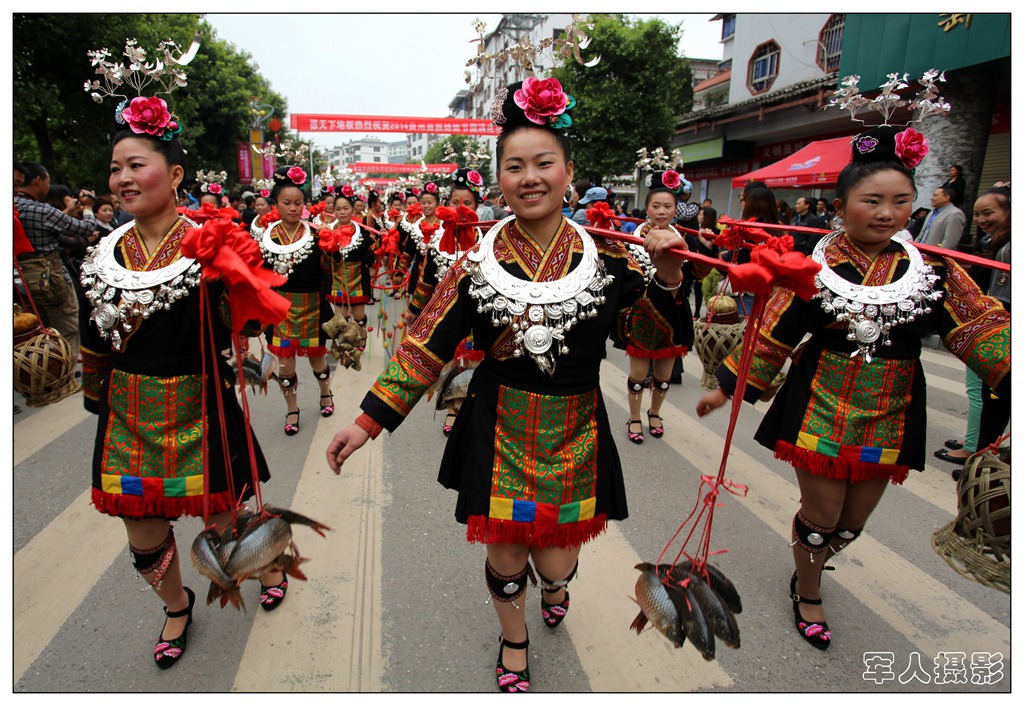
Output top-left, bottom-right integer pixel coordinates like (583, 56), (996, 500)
(260, 220), (313, 276)
(464, 216), (614, 375)
(80, 217), (201, 352)
(812, 231), (942, 363)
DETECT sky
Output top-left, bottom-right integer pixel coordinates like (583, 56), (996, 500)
(205, 12), (724, 152)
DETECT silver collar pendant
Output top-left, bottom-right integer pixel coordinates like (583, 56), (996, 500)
(261, 221), (313, 276)
(80, 218), (201, 352)
(464, 216), (615, 375)
(812, 231), (943, 363)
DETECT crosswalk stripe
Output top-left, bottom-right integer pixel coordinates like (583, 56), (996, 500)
(13, 489), (125, 682)
(601, 361), (1009, 658)
(233, 359), (385, 691)
(13, 392), (91, 467)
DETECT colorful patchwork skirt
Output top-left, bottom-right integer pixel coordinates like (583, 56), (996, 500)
(438, 364), (627, 548)
(326, 259), (370, 306)
(268, 289), (331, 357)
(754, 344), (923, 484)
(91, 368), (271, 519)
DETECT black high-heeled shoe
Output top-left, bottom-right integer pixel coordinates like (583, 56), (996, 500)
(541, 587), (570, 628)
(789, 574), (831, 650)
(154, 586), (195, 669)
(260, 578), (289, 612)
(495, 633), (530, 692)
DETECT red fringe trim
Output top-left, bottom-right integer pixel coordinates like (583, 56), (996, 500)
(773, 441), (910, 485)
(625, 345), (688, 359)
(268, 345), (328, 358)
(326, 295), (369, 305)
(91, 487), (245, 521)
(466, 514), (608, 548)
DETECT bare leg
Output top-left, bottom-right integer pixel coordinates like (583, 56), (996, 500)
(487, 543), (530, 672)
(648, 357), (676, 422)
(627, 356), (648, 440)
(530, 544), (582, 614)
(123, 518), (189, 640)
(790, 467), (846, 623)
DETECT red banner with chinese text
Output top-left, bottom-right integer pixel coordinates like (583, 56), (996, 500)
(237, 143), (253, 184)
(348, 163), (456, 174)
(291, 114), (500, 136)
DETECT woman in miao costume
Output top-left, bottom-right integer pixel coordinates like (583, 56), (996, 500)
(261, 165), (335, 434)
(327, 78), (690, 691)
(697, 71), (1011, 650)
(79, 37), (287, 669)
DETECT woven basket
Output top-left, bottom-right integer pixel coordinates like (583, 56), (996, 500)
(695, 310), (786, 399)
(695, 320), (746, 391)
(931, 447), (1010, 594)
(13, 330), (77, 406)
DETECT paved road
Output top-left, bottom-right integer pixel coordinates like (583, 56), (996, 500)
(10, 303), (1011, 693)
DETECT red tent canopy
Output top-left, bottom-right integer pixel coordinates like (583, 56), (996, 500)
(731, 136), (855, 189)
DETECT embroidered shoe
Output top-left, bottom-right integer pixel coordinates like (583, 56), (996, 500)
(319, 394), (335, 417)
(154, 587), (195, 669)
(495, 634), (530, 692)
(541, 589), (570, 628)
(260, 579), (288, 612)
(790, 574), (831, 650)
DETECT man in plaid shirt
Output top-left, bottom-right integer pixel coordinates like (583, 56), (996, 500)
(14, 161), (97, 365)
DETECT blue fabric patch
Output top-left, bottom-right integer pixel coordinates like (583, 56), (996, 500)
(120, 476), (144, 496)
(858, 446), (883, 463)
(512, 500), (536, 522)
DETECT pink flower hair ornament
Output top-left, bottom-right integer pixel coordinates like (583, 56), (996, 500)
(512, 77), (575, 130)
(340, 184), (355, 198)
(259, 189), (271, 198)
(286, 166), (307, 186)
(661, 170), (683, 192)
(893, 127), (928, 170)
(119, 96), (183, 141)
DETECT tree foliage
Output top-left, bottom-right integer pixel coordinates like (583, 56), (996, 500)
(422, 135), (493, 185)
(552, 14), (693, 184)
(13, 14), (290, 193)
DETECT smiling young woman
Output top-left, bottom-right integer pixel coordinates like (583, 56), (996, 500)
(696, 124), (1010, 651)
(81, 86), (281, 669)
(326, 78), (692, 692)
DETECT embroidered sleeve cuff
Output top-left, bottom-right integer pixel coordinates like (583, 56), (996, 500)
(354, 413), (384, 439)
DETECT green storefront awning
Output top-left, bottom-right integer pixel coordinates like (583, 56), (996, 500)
(839, 13), (1010, 88)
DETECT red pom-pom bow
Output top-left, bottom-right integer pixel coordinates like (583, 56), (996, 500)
(180, 219), (290, 331)
(259, 208), (281, 228)
(309, 202), (327, 218)
(318, 224), (356, 253)
(726, 238), (821, 302)
(376, 228), (401, 258)
(586, 201), (614, 230)
(405, 203), (423, 220)
(436, 205), (479, 253)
